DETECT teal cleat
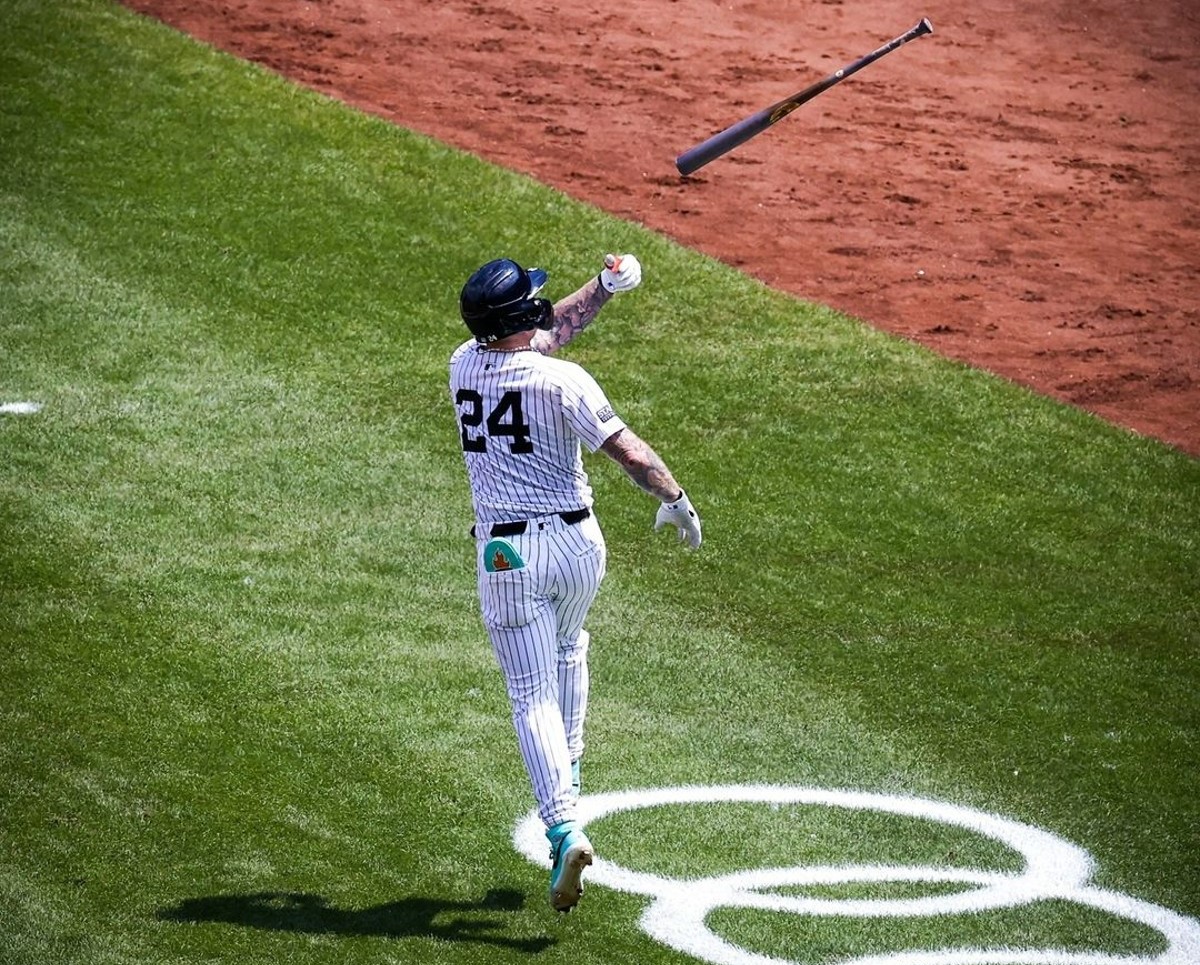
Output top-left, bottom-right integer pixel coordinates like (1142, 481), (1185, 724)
(546, 822), (594, 913)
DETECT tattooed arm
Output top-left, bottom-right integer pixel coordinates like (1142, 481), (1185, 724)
(599, 428), (683, 503)
(530, 276), (613, 355)
(602, 427), (702, 548)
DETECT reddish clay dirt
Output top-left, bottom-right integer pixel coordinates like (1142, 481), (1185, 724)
(122, 0), (1200, 456)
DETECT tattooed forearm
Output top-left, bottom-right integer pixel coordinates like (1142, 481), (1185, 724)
(600, 429), (683, 503)
(530, 276), (613, 354)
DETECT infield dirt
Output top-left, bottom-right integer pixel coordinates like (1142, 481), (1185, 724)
(122, 0), (1200, 456)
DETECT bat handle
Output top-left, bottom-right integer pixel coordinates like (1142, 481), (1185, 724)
(604, 253), (623, 271)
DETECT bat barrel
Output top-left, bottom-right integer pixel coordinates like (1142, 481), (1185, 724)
(675, 17), (934, 176)
(676, 111), (773, 176)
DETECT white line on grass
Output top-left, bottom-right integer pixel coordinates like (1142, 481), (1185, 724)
(513, 784), (1200, 965)
(0, 401), (43, 415)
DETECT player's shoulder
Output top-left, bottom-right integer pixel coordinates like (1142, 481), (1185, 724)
(451, 338), (487, 372)
(449, 338), (478, 366)
(533, 352), (610, 402)
(528, 350), (598, 385)
(528, 349), (580, 372)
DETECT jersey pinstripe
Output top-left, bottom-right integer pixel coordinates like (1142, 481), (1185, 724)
(449, 339), (626, 526)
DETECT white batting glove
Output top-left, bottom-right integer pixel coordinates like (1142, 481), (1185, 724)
(599, 253), (642, 293)
(655, 490), (701, 550)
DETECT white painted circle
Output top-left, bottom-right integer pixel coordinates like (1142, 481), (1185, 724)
(512, 784), (1200, 965)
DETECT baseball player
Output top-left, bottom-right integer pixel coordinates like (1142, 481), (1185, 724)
(449, 252), (701, 913)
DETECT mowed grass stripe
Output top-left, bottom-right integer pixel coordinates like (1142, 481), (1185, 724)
(1, 1), (1197, 963)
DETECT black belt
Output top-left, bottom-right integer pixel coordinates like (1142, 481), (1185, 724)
(474, 508), (590, 539)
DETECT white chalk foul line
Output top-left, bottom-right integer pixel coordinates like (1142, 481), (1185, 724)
(0, 401), (43, 415)
(512, 784), (1200, 965)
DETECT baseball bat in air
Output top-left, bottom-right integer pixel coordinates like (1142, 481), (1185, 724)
(675, 18), (933, 176)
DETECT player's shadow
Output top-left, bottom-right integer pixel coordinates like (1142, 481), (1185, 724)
(156, 888), (554, 953)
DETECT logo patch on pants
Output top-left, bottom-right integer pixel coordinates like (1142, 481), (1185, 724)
(484, 538), (526, 572)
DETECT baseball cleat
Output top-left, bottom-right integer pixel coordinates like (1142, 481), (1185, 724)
(547, 824), (594, 913)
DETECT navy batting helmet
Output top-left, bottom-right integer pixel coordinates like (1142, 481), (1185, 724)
(459, 258), (554, 344)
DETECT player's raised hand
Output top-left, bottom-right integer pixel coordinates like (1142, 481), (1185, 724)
(655, 490), (701, 550)
(600, 253), (642, 293)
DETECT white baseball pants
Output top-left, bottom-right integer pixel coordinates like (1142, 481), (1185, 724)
(476, 512), (606, 828)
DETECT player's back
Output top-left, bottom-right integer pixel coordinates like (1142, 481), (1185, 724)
(449, 340), (618, 524)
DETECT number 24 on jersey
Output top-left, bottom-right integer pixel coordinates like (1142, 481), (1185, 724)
(456, 389), (533, 454)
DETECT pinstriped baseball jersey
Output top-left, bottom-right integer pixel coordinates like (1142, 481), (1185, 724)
(449, 339), (626, 526)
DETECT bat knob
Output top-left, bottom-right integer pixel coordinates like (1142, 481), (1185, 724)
(604, 254), (622, 271)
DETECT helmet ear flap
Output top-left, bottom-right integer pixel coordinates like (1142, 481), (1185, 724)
(533, 297), (554, 331)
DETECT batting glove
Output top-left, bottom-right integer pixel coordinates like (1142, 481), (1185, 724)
(600, 253), (642, 293)
(655, 490), (701, 550)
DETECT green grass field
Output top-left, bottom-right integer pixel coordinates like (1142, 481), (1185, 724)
(2, 2), (1197, 963)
